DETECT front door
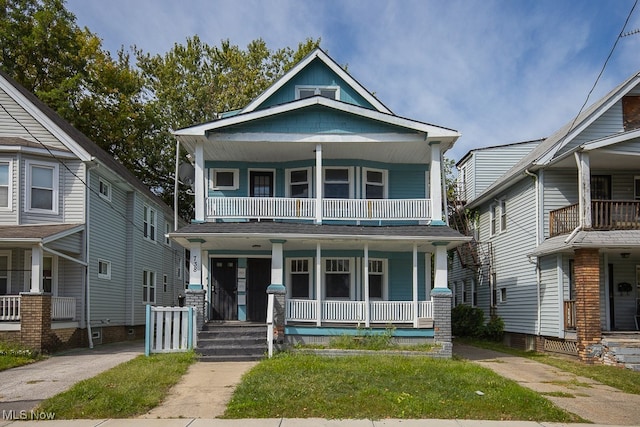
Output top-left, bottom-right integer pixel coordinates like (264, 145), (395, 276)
(250, 171), (274, 198)
(211, 258), (237, 320)
(247, 258), (271, 322)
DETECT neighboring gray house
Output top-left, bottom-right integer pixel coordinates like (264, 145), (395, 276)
(0, 70), (185, 352)
(451, 71), (640, 367)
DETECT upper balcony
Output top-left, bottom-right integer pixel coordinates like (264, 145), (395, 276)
(550, 200), (640, 237)
(206, 197), (432, 222)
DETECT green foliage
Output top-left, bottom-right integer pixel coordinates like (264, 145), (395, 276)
(224, 353), (582, 421)
(36, 351), (195, 418)
(452, 304), (486, 338)
(483, 315), (505, 342)
(0, 340), (42, 371)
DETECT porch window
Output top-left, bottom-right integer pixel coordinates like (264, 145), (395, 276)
(0, 253), (9, 295)
(27, 161), (58, 213)
(143, 205), (156, 241)
(209, 169), (239, 190)
(143, 270), (156, 303)
(635, 176), (640, 200)
(98, 259), (111, 280)
(0, 161), (11, 209)
(363, 168), (386, 199)
(325, 258), (351, 299)
(287, 168), (311, 198)
(368, 259), (385, 299)
(289, 258), (311, 298)
(296, 85), (339, 100)
(324, 168), (352, 199)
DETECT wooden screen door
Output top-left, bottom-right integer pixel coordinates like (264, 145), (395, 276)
(211, 258), (237, 320)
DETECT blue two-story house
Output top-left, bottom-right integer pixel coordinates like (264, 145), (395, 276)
(170, 48), (467, 351)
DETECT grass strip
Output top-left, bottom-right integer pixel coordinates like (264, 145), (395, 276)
(458, 338), (640, 395)
(224, 352), (583, 421)
(36, 351), (195, 419)
(0, 341), (43, 371)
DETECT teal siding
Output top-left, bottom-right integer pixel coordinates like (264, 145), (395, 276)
(257, 58), (375, 110)
(389, 167), (426, 199)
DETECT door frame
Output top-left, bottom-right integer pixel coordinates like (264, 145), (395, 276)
(248, 169), (276, 198)
(209, 257), (238, 321)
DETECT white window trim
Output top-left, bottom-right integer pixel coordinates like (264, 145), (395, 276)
(362, 167), (388, 199)
(490, 198), (506, 237)
(499, 287), (507, 304)
(0, 250), (12, 294)
(163, 274), (168, 293)
(209, 168), (239, 191)
(295, 85), (340, 100)
(285, 167), (313, 198)
(322, 257), (355, 300)
(143, 205), (157, 242)
(0, 159), (13, 211)
(323, 167), (354, 199)
(287, 257), (313, 299)
(98, 259), (111, 280)
(24, 251), (57, 295)
(367, 258), (388, 300)
(143, 269), (156, 304)
(25, 160), (59, 214)
(165, 222), (171, 245)
(98, 177), (111, 202)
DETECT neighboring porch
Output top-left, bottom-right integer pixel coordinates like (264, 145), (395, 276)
(550, 200), (640, 237)
(0, 295), (77, 321)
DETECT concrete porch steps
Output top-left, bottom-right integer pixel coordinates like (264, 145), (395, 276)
(602, 334), (640, 371)
(196, 321), (267, 362)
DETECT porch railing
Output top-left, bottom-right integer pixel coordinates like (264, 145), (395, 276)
(206, 197), (431, 221)
(0, 296), (76, 321)
(564, 300), (576, 330)
(286, 299), (434, 324)
(550, 200), (640, 237)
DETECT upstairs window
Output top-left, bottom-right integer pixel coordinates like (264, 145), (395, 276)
(296, 85), (339, 100)
(98, 178), (111, 201)
(324, 168), (351, 199)
(490, 198), (506, 236)
(0, 161), (10, 209)
(98, 259), (111, 280)
(363, 168), (386, 199)
(288, 168), (311, 198)
(209, 169), (239, 190)
(143, 205), (156, 241)
(27, 161), (58, 213)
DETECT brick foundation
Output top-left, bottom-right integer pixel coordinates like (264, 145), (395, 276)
(432, 288), (453, 358)
(574, 248), (601, 363)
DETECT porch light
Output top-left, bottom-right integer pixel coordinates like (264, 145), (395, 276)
(621, 253), (631, 259)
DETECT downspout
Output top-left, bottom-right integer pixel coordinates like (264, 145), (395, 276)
(524, 169), (542, 335)
(86, 162), (97, 348)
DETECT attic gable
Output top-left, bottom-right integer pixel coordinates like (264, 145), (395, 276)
(241, 48), (392, 115)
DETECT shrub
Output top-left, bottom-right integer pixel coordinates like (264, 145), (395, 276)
(451, 304), (485, 338)
(483, 315), (505, 342)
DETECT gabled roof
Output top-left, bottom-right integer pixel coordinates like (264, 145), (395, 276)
(0, 70), (175, 217)
(456, 139), (543, 168)
(467, 70), (640, 209)
(241, 48), (393, 115)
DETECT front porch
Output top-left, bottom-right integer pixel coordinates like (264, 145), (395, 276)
(550, 200), (640, 237)
(0, 295), (77, 321)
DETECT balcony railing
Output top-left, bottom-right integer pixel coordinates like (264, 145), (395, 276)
(550, 200), (640, 237)
(286, 299), (433, 324)
(206, 197), (431, 222)
(564, 300), (576, 330)
(0, 296), (76, 321)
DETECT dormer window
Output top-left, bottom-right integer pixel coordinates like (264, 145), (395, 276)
(296, 85), (339, 100)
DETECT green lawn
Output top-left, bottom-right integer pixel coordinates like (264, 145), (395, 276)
(223, 352), (584, 421)
(0, 341), (42, 371)
(36, 351), (195, 419)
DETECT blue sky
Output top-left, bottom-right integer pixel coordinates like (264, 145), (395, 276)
(65, 0), (640, 162)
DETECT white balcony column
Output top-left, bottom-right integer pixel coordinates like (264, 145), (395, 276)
(363, 243), (370, 327)
(412, 243), (419, 327)
(429, 141), (445, 225)
(433, 243), (448, 289)
(316, 242), (322, 326)
(269, 240), (285, 290)
(188, 239), (204, 290)
(315, 144), (323, 224)
(194, 141), (205, 222)
(30, 244), (44, 293)
(575, 152), (592, 229)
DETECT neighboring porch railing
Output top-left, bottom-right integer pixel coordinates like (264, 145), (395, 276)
(286, 299), (434, 324)
(0, 296), (76, 321)
(550, 200), (640, 237)
(206, 197), (431, 221)
(564, 300), (576, 330)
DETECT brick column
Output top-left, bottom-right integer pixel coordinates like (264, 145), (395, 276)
(574, 248), (601, 363)
(185, 289), (206, 331)
(20, 293), (52, 353)
(267, 284), (286, 345)
(431, 288), (453, 358)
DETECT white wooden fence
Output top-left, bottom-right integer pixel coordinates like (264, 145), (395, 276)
(145, 305), (197, 356)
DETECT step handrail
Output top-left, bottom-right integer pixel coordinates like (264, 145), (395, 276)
(266, 293), (275, 358)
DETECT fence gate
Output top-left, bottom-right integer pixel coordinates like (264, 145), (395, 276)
(145, 305), (197, 356)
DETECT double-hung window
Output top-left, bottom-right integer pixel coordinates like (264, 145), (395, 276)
(324, 168), (351, 199)
(287, 168), (311, 198)
(363, 168), (386, 199)
(143, 270), (156, 303)
(289, 258), (311, 298)
(325, 258), (351, 299)
(98, 178), (111, 201)
(143, 205), (156, 241)
(0, 161), (11, 209)
(27, 161), (58, 213)
(209, 169), (239, 190)
(98, 259), (111, 279)
(490, 198), (506, 236)
(368, 259), (385, 299)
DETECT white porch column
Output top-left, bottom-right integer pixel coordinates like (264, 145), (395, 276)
(316, 242), (322, 326)
(194, 141), (205, 222)
(315, 144), (323, 224)
(412, 243), (419, 327)
(433, 243), (448, 289)
(575, 152), (591, 229)
(188, 240), (203, 290)
(429, 141), (445, 225)
(363, 243), (370, 327)
(425, 253), (432, 299)
(30, 244), (44, 293)
(270, 240), (285, 287)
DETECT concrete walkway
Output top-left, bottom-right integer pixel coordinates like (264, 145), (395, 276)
(454, 344), (640, 425)
(0, 341), (143, 413)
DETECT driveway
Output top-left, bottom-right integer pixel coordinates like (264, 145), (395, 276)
(0, 341), (143, 413)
